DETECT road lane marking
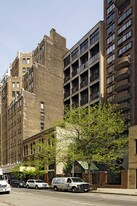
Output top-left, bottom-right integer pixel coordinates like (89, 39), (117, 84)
(69, 201), (95, 206)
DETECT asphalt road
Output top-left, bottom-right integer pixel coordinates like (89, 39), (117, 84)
(0, 188), (137, 206)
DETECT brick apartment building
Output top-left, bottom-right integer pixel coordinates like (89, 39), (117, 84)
(104, 0), (137, 188)
(0, 29), (67, 170)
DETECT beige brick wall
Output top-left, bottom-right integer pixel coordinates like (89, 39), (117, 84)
(128, 125), (137, 188)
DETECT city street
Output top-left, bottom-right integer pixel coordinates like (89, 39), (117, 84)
(0, 188), (137, 206)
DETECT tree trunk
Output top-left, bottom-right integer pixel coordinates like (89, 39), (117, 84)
(88, 162), (92, 185)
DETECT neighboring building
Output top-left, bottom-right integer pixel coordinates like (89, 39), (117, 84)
(0, 29), (67, 168)
(0, 52), (33, 165)
(10, 51), (33, 77)
(23, 126), (71, 184)
(104, 0), (137, 128)
(63, 21), (104, 108)
(128, 125), (137, 189)
(104, 0), (137, 188)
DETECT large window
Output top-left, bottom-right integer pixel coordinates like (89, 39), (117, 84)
(107, 12), (115, 25)
(118, 42), (132, 56)
(107, 54), (115, 64)
(107, 3), (115, 15)
(107, 33), (115, 45)
(118, 31), (132, 46)
(118, 19), (132, 35)
(107, 23), (115, 35)
(118, 8), (132, 25)
(90, 29), (99, 45)
(107, 44), (115, 55)
(64, 55), (70, 68)
(80, 39), (88, 54)
(107, 75), (114, 85)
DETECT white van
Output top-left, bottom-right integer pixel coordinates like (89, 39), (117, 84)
(51, 177), (90, 192)
(0, 168), (11, 194)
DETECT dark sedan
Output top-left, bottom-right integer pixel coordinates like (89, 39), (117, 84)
(10, 179), (26, 188)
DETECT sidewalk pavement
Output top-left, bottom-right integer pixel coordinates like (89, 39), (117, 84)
(91, 188), (137, 196)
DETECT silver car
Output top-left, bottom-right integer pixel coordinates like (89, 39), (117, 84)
(26, 179), (49, 189)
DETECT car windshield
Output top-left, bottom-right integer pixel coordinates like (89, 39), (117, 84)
(71, 178), (83, 182)
(35, 180), (43, 183)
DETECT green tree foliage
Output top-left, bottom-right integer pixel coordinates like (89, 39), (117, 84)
(59, 104), (127, 183)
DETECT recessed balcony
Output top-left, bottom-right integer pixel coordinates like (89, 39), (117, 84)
(114, 79), (130, 92)
(115, 56), (130, 71)
(114, 90), (130, 103)
(114, 67), (130, 81)
(118, 102), (131, 111)
(114, 0), (127, 8)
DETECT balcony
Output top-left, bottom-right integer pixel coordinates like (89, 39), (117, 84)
(114, 0), (127, 8)
(114, 67), (130, 81)
(114, 90), (130, 103)
(118, 102), (131, 111)
(115, 56), (130, 71)
(114, 79), (130, 92)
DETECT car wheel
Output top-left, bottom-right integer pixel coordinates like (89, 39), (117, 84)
(35, 185), (38, 189)
(72, 187), (77, 193)
(26, 185), (29, 189)
(54, 186), (58, 191)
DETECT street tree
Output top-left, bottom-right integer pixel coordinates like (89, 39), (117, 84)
(58, 103), (127, 183)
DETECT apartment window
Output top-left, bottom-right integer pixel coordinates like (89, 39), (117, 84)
(107, 65), (114, 75)
(90, 28), (99, 45)
(40, 102), (44, 110)
(40, 122), (44, 130)
(118, 42), (132, 56)
(107, 23), (115, 35)
(80, 39), (88, 54)
(22, 58), (26, 64)
(118, 31), (132, 46)
(27, 58), (30, 64)
(107, 85), (114, 94)
(107, 33), (115, 45)
(64, 55), (70, 67)
(107, 12), (115, 25)
(107, 44), (115, 55)
(12, 82), (15, 88)
(118, 19), (132, 35)
(12, 91), (15, 97)
(107, 0), (112, 5)
(16, 82), (20, 88)
(107, 54), (115, 64)
(71, 48), (79, 61)
(118, 8), (132, 25)
(107, 75), (114, 85)
(40, 112), (44, 121)
(107, 95), (114, 102)
(22, 67), (26, 73)
(107, 3), (115, 15)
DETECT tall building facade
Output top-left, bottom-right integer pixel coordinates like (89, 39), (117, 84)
(104, 0), (137, 127)
(63, 21), (104, 108)
(104, 0), (137, 188)
(1, 29), (67, 168)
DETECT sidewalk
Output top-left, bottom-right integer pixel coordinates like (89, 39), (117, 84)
(91, 188), (137, 196)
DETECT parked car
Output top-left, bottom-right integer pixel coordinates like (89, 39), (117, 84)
(10, 179), (26, 188)
(26, 179), (49, 189)
(51, 177), (90, 192)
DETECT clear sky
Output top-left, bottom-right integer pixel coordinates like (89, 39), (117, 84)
(0, 0), (103, 77)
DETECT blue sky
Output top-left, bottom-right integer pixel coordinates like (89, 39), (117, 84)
(0, 0), (103, 77)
